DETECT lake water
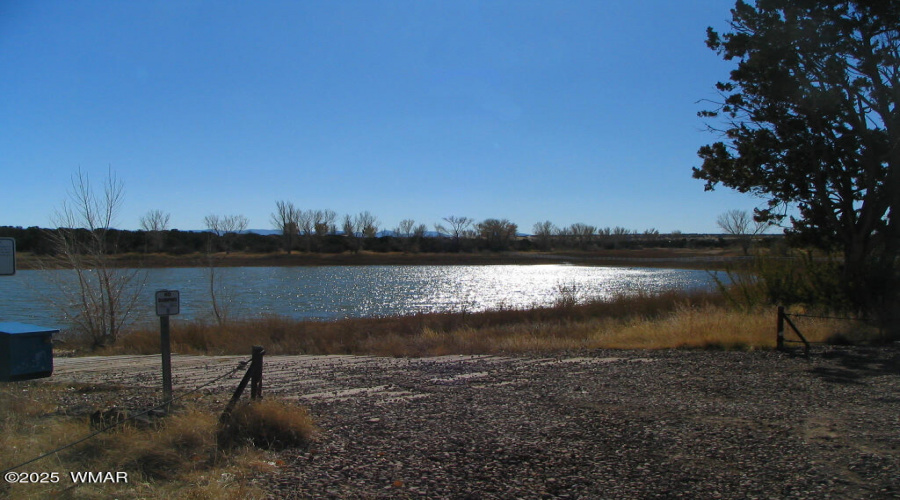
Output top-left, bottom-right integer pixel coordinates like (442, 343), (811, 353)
(0, 265), (724, 331)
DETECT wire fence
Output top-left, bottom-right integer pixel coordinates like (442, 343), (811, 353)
(1, 355), (251, 476)
(777, 306), (872, 353)
(782, 312), (871, 322)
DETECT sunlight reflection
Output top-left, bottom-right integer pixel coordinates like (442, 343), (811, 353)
(0, 265), (723, 329)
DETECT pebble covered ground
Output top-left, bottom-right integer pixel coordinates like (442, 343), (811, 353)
(52, 346), (900, 499)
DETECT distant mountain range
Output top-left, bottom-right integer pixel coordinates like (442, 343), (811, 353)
(243, 229), (282, 236)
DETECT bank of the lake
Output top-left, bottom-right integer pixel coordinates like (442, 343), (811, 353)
(102, 290), (861, 357)
(15, 248), (750, 271)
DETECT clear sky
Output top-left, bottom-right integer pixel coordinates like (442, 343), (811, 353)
(1, 0), (766, 235)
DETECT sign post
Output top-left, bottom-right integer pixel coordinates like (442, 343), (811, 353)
(0, 238), (15, 276)
(155, 290), (180, 402)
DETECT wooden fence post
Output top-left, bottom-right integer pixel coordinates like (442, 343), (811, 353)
(250, 345), (264, 400)
(220, 345), (265, 422)
(777, 306), (785, 350)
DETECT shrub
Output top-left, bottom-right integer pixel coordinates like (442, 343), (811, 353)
(218, 400), (317, 450)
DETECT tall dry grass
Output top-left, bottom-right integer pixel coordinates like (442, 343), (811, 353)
(96, 288), (871, 356)
(100, 290), (720, 356)
(0, 382), (315, 499)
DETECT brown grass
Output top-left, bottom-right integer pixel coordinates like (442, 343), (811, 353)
(99, 290), (721, 356)
(0, 382), (313, 499)
(93, 288), (873, 357)
(219, 399), (318, 450)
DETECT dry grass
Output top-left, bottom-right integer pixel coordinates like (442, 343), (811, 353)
(219, 399), (318, 450)
(95, 288), (872, 357)
(101, 290), (718, 356)
(592, 303), (850, 349)
(0, 382), (314, 499)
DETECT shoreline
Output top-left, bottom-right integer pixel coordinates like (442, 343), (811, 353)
(16, 248), (749, 271)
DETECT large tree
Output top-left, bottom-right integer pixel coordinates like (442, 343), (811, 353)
(694, 0), (898, 320)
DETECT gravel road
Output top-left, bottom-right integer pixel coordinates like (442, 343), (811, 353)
(52, 346), (900, 499)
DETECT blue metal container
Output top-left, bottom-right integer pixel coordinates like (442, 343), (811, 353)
(0, 322), (57, 381)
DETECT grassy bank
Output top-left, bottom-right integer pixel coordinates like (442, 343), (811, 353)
(96, 289), (864, 357)
(0, 386), (316, 500)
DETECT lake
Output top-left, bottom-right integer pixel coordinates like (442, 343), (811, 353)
(0, 265), (724, 330)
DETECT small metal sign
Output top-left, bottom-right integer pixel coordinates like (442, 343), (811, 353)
(155, 290), (180, 316)
(0, 238), (15, 276)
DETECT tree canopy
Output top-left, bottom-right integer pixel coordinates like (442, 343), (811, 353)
(694, 0), (898, 319)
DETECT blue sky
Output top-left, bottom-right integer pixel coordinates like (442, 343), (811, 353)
(0, 0), (765, 234)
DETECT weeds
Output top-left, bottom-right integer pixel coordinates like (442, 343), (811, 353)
(0, 382), (313, 499)
(554, 282), (580, 308)
(92, 286), (867, 355)
(219, 399), (317, 450)
(99, 289), (721, 356)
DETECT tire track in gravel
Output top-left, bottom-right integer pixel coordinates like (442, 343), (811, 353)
(51, 353), (615, 404)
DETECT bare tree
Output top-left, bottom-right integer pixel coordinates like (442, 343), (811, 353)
(139, 209), (170, 252)
(356, 211), (379, 239)
(412, 223), (428, 252)
(343, 214), (360, 253)
(478, 218), (518, 251)
(313, 209), (337, 250)
(314, 209), (337, 236)
(642, 228), (660, 241)
(271, 200), (300, 254)
(45, 169), (144, 347)
(204, 214), (249, 254)
(435, 215), (473, 251)
(397, 219), (416, 252)
(717, 209), (770, 255)
(532, 221), (558, 251)
(398, 219), (416, 239)
(202, 214), (247, 325)
(224, 215), (249, 241)
(203, 214), (224, 253)
(610, 226), (634, 248)
(205, 256), (233, 326)
(569, 223), (597, 250)
(296, 210), (315, 252)
(291, 209), (336, 252)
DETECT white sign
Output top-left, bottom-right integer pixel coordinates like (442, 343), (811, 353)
(0, 238), (15, 276)
(155, 290), (180, 316)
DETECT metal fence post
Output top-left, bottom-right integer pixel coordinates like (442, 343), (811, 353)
(160, 315), (173, 401)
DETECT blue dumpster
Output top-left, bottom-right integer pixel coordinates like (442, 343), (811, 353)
(0, 322), (57, 381)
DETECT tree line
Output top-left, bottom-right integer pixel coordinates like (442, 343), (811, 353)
(0, 207), (737, 257)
